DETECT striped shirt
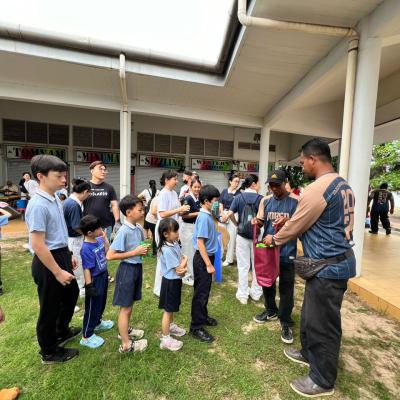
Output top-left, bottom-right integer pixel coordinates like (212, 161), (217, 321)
(273, 173), (356, 280)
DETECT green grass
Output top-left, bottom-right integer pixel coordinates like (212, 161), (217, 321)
(0, 238), (399, 399)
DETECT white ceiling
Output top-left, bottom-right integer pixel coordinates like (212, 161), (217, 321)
(1, 0), (399, 126)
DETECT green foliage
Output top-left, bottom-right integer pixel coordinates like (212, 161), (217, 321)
(370, 140), (400, 191)
(279, 165), (310, 188)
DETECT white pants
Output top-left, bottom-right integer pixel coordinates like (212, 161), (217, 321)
(221, 211), (237, 264)
(235, 234), (263, 301)
(180, 222), (195, 281)
(153, 219), (162, 296)
(68, 236), (85, 297)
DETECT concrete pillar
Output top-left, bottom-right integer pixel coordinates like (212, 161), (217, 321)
(68, 125), (74, 186)
(120, 109), (131, 198)
(347, 22), (382, 276)
(258, 125), (270, 194)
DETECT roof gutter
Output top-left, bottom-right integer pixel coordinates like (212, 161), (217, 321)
(238, 0), (359, 180)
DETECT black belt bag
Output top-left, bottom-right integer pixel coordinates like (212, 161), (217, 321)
(293, 248), (354, 280)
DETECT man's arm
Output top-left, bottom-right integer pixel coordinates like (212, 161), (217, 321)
(31, 232), (75, 286)
(389, 193), (395, 214)
(111, 200), (120, 223)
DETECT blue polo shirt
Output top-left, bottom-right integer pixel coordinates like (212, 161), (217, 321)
(81, 237), (108, 277)
(63, 196), (83, 238)
(0, 215), (9, 240)
(110, 221), (144, 264)
(193, 208), (218, 256)
(160, 241), (182, 280)
(26, 189), (69, 251)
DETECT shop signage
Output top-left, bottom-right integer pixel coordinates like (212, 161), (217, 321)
(76, 150), (120, 164)
(238, 161), (259, 172)
(6, 145), (67, 161)
(191, 158), (233, 171)
(138, 154), (185, 169)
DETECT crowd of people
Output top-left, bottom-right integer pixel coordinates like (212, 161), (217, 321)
(0, 138), (379, 397)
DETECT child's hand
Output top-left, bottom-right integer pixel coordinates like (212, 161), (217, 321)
(72, 256), (79, 270)
(206, 263), (215, 274)
(55, 269), (76, 286)
(136, 245), (148, 256)
(102, 229), (107, 241)
(179, 204), (190, 214)
(176, 265), (186, 276)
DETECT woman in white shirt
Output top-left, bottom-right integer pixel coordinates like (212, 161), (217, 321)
(23, 172), (39, 199)
(139, 180), (159, 239)
(153, 170), (190, 296)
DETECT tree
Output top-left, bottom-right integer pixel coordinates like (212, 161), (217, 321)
(369, 140), (400, 191)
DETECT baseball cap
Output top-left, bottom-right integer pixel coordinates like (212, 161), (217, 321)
(266, 170), (287, 184)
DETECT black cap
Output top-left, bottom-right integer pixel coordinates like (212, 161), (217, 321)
(266, 170), (287, 184)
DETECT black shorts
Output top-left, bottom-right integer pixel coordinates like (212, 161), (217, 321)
(112, 262), (143, 307)
(159, 277), (182, 313)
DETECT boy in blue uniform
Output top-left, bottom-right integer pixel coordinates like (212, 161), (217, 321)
(79, 215), (114, 348)
(190, 185), (220, 343)
(254, 170), (299, 344)
(106, 195), (149, 353)
(25, 155), (80, 364)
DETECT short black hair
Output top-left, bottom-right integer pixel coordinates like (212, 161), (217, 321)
(31, 155), (68, 181)
(243, 174), (259, 189)
(119, 195), (143, 216)
(72, 178), (91, 194)
(229, 173), (239, 183)
(22, 171), (31, 178)
(199, 184), (220, 204)
(160, 170), (178, 186)
(183, 170), (193, 176)
(380, 182), (389, 189)
(89, 160), (105, 170)
(79, 215), (101, 235)
(301, 138), (332, 163)
(157, 217), (180, 253)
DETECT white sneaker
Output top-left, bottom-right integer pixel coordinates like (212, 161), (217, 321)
(160, 336), (183, 351)
(118, 327), (144, 340)
(170, 323), (186, 337)
(119, 339), (148, 353)
(222, 261), (232, 267)
(238, 298), (248, 305)
(182, 277), (194, 286)
(74, 305), (80, 313)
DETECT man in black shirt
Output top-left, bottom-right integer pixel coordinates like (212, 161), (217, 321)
(83, 160), (121, 238)
(368, 183), (395, 235)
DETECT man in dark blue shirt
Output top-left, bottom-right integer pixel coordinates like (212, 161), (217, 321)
(368, 182), (395, 235)
(254, 170), (299, 344)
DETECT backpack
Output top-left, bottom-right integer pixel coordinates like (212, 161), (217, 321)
(237, 193), (260, 239)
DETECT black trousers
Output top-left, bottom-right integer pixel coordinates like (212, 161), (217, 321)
(263, 261), (295, 326)
(370, 210), (391, 233)
(32, 247), (79, 355)
(190, 251), (214, 330)
(300, 277), (348, 389)
(148, 222), (157, 255)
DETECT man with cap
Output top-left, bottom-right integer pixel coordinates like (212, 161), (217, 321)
(253, 169), (299, 344)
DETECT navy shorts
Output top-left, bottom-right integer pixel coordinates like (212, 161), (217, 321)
(112, 262), (143, 307)
(159, 277), (182, 313)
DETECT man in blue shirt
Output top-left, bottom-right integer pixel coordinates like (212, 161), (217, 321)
(190, 185), (220, 343)
(254, 170), (299, 345)
(25, 155), (80, 364)
(264, 139), (356, 398)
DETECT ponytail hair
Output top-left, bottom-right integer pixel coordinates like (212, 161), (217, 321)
(149, 179), (157, 199)
(157, 217), (180, 254)
(243, 174), (259, 189)
(72, 178), (91, 194)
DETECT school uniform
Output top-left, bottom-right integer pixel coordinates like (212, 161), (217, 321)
(153, 187), (181, 296)
(230, 189), (263, 302)
(111, 221), (144, 307)
(159, 241), (183, 312)
(219, 188), (239, 264)
(190, 208), (219, 330)
(81, 237), (109, 338)
(257, 193), (299, 326)
(64, 194), (85, 297)
(180, 193), (200, 283)
(26, 189), (79, 356)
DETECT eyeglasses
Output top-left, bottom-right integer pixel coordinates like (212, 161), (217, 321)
(98, 167), (108, 172)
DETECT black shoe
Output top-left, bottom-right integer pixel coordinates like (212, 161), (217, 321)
(205, 316), (218, 327)
(253, 310), (278, 323)
(281, 326), (294, 344)
(369, 230), (378, 234)
(190, 328), (214, 342)
(290, 375), (334, 398)
(57, 327), (82, 346)
(386, 229), (391, 235)
(284, 348), (309, 367)
(41, 347), (79, 365)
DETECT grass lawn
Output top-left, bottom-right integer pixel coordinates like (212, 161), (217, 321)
(1, 238), (400, 399)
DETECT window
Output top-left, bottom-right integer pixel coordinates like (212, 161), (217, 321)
(190, 138), (204, 156)
(238, 142), (276, 152)
(73, 126), (92, 147)
(49, 124), (69, 145)
(26, 121), (47, 144)
(3, 119), (25, 142)
(93, 128), (112, 148)
(205, 139), (219, 157)
(190, 138), (233, 158)
(112, 130), (120, 149)
(137, 132), (154, 152)
(171, 136), (186, 154)
(155, 134), (170, 153)
(137, 132), (186, 154)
